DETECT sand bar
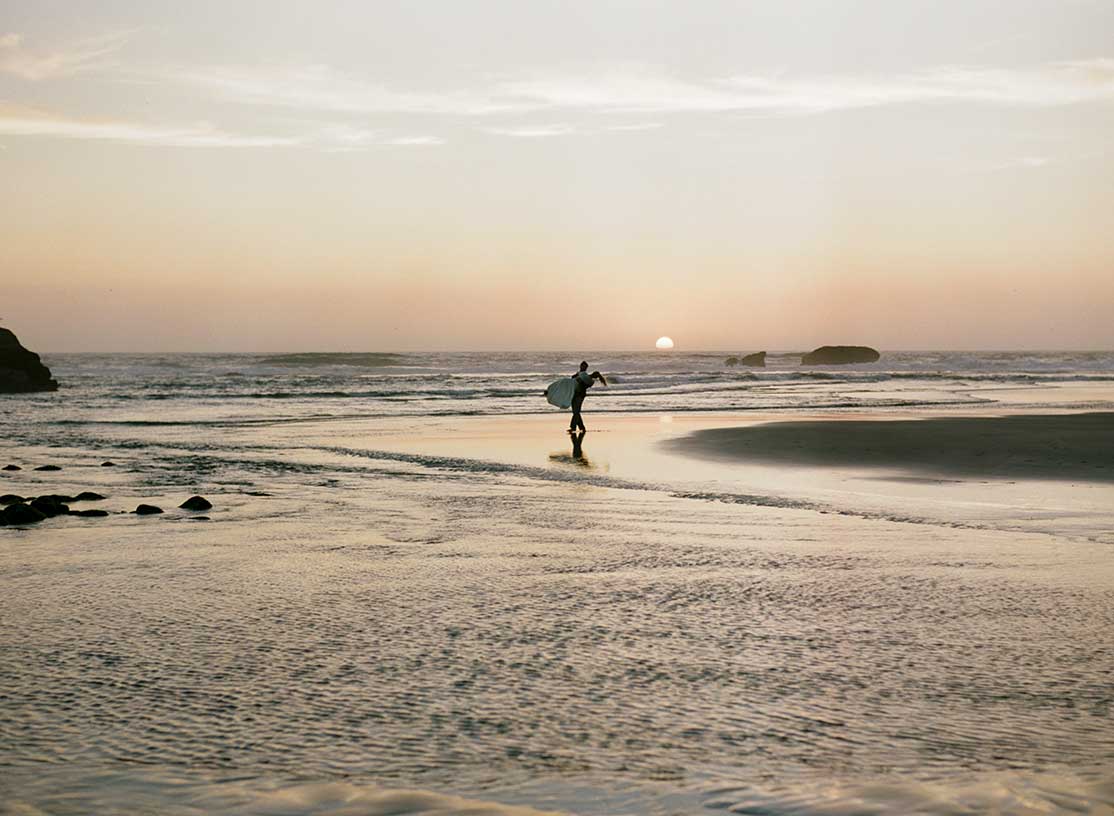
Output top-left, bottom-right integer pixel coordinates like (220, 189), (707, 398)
(665, 411), (1114, 482)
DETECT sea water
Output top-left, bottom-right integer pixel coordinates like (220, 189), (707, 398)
(2, 352), (1113, 814)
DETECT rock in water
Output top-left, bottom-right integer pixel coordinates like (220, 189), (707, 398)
(726, 352), (767, 367)
(0, 328), (59, 393)
(179, 496), (213, 511)
(100, 461), (116, 467)
(30, 496), (69, 517)
(74, 492), (107, 502)
(2, 502), (48, 525)
(134, 504), (164, 515)
(0, 494), (26, 505)
(72, 509), (109, 518)
(2, 464), (21, 471)
(33, 465), (62, 471)
(801, 345), (881, 365)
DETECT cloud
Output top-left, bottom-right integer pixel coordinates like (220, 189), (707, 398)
(0, 31), (133, 80)
(0, 104), (298, 147)
(480, 123), (576, 138)
(177, 59), (1114, 120)
(0, 104), (444, 150)
(383, 136), (445, 145)
(603, 121), (664, 133)
(178, 64), (512, 116)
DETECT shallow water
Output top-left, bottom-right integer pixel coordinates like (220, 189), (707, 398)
(2, 354), (1114, 813)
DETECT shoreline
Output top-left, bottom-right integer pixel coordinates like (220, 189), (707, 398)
(663, 411), (1114, 483)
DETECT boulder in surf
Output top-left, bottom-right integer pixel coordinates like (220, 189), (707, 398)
(2, 502), (47, 525)
(801, 346), (880, 365)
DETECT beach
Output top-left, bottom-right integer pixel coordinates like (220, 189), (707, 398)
(2, 352), (1114, 814)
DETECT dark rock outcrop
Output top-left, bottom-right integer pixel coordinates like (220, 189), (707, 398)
(100, 461), (116, 467)
(726, 351), (767, 367)
(801, 345), (881, 366)
(3, 464), (21, 471)
(134, 504), (163, 515)
(75, 491), (106, 502)
(34, 465), (62, 472)
(72, 509), (109, 518)
(2, 502), (47, 525)
(1, 494), (26, 505)
(0, 328), (58, 393)
(179, 496), (212, 511)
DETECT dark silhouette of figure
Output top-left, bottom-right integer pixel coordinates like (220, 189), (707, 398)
(570, 361), (607, 432)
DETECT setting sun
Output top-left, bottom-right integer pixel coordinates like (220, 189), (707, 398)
(655, 336), (675, 350)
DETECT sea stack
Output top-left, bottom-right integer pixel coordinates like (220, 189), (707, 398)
(801, 345), (880, 365)
(0, 328), (58, 393)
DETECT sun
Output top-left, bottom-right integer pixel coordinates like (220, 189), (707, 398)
(655, 336), (675, 350)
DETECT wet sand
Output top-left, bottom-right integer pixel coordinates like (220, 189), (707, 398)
(666, 411), (1114, 483)
(4, 407), (1114, 814)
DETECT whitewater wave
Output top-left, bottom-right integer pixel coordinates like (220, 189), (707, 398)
(260, 352), (406, 367)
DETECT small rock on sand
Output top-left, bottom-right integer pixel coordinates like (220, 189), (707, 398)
(179, 496), (213, 511)
(134, 504), (164, 515)
(2, 503), (48, 525)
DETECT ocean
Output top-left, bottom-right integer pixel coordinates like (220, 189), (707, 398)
(2, 351), (1113, 814)
(9, 350), (1114, 427)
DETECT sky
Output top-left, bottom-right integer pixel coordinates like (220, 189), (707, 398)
(1, 0), (1112, 352)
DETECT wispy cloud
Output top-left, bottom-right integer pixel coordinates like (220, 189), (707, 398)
(0, 103), (296, 147)
(383, 136), (445, 146)
(480, 123), (576, 138)
(0, 103), (442, 150)
(178, 64), (512, 116)
(0, 31), (133, 80)
(176, 59), (1114, 121)
(604, 121), (664, 132)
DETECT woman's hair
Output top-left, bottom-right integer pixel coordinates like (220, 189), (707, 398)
(591, 370), (607, 386)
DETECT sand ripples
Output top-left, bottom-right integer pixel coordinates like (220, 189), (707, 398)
(2, 441), (1113, 813)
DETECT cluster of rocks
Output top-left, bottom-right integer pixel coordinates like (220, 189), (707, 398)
(0, 328), (58, 393)
(0, 482), (213, 527)
(725, 346), (881, 367)
(725, 351), (767, 367)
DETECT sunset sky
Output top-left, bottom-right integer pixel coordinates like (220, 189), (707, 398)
(2, 0), (1112, 351)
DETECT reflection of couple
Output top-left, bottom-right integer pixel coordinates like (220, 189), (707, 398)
(550, 429), (590, 468)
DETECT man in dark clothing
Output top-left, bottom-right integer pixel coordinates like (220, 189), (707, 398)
(570, 361), (606, 432)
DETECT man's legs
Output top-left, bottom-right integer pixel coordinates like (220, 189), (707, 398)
(570, 393), (586, 431)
